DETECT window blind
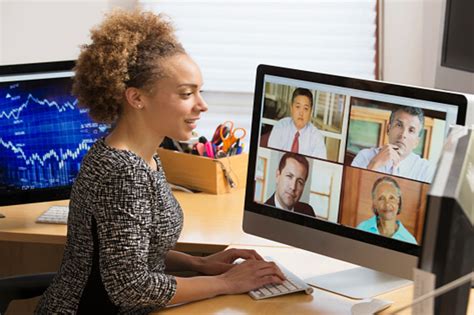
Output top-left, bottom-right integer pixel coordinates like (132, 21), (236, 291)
(140, 0), (378, 93)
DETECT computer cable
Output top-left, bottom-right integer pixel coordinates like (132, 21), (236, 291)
(390, 272), (474, 314)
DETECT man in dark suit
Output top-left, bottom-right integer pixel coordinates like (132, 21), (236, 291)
(265, 152), (315, 217)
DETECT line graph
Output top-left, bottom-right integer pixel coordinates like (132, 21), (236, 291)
(0, 76), (109, 190)
(0, 93), (77, 120)
(1, 137), (93, 168)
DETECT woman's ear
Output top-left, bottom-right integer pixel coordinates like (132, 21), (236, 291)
(124, 87), (145, 110)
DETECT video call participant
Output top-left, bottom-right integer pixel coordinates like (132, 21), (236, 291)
(267, 88), (327, 159)
(265, 152), (316, 217)
(37, 9), (285, 314)
(357, 176), (417, 244)
(351, 105), (436, 183)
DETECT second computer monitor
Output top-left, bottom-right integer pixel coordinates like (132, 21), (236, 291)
(243, 65), (468, 285)
(0, 61), (110, 206)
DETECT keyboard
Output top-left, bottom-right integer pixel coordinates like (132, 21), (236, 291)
(247, 257), (314, 300)
(36, 206), (69, 224)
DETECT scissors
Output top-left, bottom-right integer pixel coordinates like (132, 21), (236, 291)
(211, 123), (229, 146)
(219, 121), (247, 153)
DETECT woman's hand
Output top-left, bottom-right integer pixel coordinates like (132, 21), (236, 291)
(217, 259), (286, 295)
(169, 258), (286, 305)
(194, 248), (264, 275)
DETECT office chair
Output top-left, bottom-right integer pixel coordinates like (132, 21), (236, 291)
(0, 272), (56, 314)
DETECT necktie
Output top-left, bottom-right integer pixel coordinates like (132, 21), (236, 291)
(291, 131), (300, 153)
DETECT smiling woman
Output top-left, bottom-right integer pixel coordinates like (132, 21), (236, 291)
(356, 176), (418, 245)
(107, 53), (208, 157)
(35, 9), (285, 314)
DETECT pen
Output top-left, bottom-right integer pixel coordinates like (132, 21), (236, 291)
(198, 136), (214, 159)
(236, 144), (243, 155)
(212, 143), (217, 157)
(195, 143), (205, 156)
(172, 139), (184, 152)
(228, 139), (239, 156)
(205, 141), (215, 159)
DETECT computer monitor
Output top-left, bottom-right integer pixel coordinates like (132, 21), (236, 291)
(243, 64), (470, 298)
(0, 61), (109, 207)
(435, 0), (474, 94)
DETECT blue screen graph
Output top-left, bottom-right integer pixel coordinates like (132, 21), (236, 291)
(0, 76), (109, 192)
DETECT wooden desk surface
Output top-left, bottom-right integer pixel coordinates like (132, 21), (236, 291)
(157, 245), (474, 315)
(0, 200), (68, 244)
(0, 188), (278, 249)
(1, 194), (472, 313)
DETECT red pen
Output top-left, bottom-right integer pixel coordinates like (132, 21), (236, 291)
(205, 141), (215, 158)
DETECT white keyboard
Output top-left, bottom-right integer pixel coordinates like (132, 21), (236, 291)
(247, 257), (314, 300)
(36, 206), (69, 224)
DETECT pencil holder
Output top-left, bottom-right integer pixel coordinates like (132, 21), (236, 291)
(156, 148), (248, 194)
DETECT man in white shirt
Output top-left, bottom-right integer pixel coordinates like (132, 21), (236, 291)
(267, 88), (327, 159)
(351, 106), (435, 183)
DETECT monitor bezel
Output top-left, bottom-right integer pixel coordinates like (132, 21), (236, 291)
(0, 60), (76, 206)
(244, 64), (468, 258)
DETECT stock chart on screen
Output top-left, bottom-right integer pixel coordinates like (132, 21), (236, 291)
(0, 75), (109, 193)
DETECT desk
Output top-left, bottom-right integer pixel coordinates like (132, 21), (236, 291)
(157, 246), (474, 315)
(1, 190), (472, 314)
(0, 188), (274, 314)
(0, 187), (278, 247)
(0, 188), (278, 275)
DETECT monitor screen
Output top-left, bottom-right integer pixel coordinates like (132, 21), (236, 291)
(0, 61), (110, 206)
(244, 65), (468, 281)
(435, 0), (474, 94)
(441, 0), (474, 73)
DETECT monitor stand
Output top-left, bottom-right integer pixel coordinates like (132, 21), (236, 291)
(305, 266), (412, 299)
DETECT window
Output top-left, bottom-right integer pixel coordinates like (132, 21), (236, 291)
(141, 0), (380, 93)
(140, 1), (380, 146)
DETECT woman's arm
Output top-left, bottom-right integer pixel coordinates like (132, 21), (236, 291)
(95, 167), (179, 310)
(165, 248), (264, 275)
(168, 259), (285, 305)
(165, 250), (201, 272)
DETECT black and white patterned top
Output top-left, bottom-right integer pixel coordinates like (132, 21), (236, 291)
(36, 138), (183, 314)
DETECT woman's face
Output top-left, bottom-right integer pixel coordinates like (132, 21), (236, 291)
(142, 54), (208, 141)
(373, 181), (400, 222)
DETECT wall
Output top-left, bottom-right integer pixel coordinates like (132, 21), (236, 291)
(382, 0), (444, 89)
(1, 0), (442, 84)
(382, 0), (425, 86)
(0, 0), (135, 64)
(0, 0), (445, 141)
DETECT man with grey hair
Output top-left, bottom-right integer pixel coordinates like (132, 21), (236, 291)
(351, 105), (435, 183)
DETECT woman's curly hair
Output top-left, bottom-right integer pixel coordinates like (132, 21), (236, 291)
(72, 9), (185, 123)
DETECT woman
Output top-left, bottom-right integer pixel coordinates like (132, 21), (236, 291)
(36, 9), (284, 314)
(356, 176), (417, 244)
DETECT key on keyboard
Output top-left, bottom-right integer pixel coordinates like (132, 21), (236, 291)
(248, 256), (314, 300)
(36, 206), (69, 224)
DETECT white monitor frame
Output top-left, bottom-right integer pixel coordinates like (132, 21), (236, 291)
(243, 65), (469, 290)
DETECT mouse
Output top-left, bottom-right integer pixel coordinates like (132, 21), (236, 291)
(351, 298), (393, 315)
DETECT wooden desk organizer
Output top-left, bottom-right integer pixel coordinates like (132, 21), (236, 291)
(156, 148), (248, 194)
